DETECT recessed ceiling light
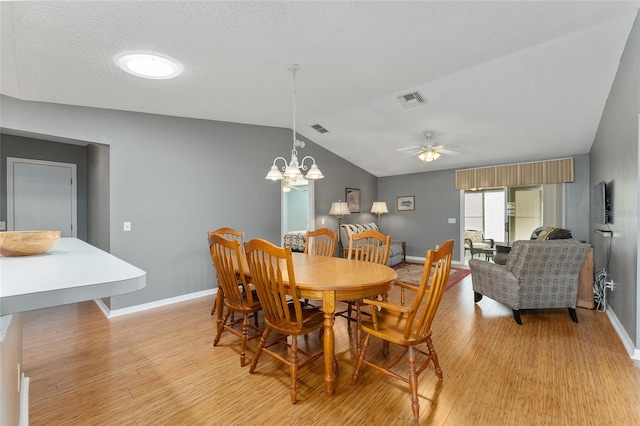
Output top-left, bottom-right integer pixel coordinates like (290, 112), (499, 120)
(116, 53), (182, 79)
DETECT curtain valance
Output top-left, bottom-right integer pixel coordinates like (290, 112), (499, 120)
(455, 158), (574, 190)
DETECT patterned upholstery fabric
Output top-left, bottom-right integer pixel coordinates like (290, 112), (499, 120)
(283, 231), (306, 252)
(469, 239), (590, 310)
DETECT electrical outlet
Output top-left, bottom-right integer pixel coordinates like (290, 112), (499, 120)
(0, 220), (5, 231)
(435, 244), (440, 249)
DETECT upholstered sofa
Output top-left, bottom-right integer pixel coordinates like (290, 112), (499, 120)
(340, 223), (403, 266)
(469, 239), (591, 324)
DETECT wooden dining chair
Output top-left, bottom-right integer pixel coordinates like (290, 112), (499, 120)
(351, 239), (454, 420)
(337, 229), (391, 348)
(209, 234), (262, 367)
(208, 227), (245, 316)
(304, 228), (338, 257)
(244, 238), (326, 404)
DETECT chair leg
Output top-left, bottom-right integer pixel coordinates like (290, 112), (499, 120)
(210, 291), (221, 316)
(347, 303), (353, 331)
(474, 292), (483, 303)
(240, 314), (249, 367)
(426, 336), (443, 380)
(351, 333), (371, 385)
(408, 346), (420, 419)
(290, 336), (299, 404)
(214, 310), (230, 346)
(355, 303), (362, 351)
(512, 309), (522, 325)
(568, 308), (578, 323)
(250, 328), (270, 373)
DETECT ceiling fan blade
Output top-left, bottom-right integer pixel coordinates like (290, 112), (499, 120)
(396, 146), (425, 155)
(436, 147), (461, 156)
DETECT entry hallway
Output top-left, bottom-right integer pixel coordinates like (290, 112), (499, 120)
(23, 275), (640, 425)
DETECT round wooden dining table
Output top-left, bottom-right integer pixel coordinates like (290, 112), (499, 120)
(225, 252), (397, 397)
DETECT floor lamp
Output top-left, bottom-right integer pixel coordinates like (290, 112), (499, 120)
(329, 201), (351, 252)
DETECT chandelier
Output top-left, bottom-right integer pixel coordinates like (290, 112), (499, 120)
(265, 64), (324, 182)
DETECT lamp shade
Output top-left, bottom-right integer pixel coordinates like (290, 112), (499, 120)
(371, 202), (389, 215)
(329, 201), (351, 217)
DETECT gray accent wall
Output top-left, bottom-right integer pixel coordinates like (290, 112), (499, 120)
(0, 133), (89, 241)
(0, 95), (376, 310)
(378, 169), (460, 261)
(590, 13), (639, 351)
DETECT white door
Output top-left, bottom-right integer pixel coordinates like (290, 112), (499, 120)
(7, 158), (77, 237)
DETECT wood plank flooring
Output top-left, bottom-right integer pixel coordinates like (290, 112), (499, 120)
(22, 275), (640, 425)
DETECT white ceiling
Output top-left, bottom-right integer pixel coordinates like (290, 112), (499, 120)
(1, 1), (639, 177)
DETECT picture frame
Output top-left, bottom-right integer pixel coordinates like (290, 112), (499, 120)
(346, 188), (361, 213)
(397, 195), (415, 211)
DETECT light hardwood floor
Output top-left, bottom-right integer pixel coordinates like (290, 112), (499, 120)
(23, 275), (640, 425)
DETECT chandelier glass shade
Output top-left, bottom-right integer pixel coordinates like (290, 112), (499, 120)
(266, 64), (324, 182)
(418, 149), (441, 162)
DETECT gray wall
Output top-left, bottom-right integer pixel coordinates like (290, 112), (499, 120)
(87, 143), (110, 252)
(566, 153), (590, 243)
(378, 169), (460, 261)
(590, 13), (639, 348)
(1, 95), (376, 310)
(0, 133), (89, 241)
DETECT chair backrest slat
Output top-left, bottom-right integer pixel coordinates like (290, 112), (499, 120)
(304, 228), (338, 256)
(404, 239), (454, 340)
(245, 239), (305, 331)
(347, 229), (391, 265)
(209, 234), (255, 308)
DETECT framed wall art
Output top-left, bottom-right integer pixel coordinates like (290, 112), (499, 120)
(346, 188), (361, 213)
(397, 195), (415, 211)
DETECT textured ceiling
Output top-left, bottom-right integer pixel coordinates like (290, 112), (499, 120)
(1, 1), (639, 176)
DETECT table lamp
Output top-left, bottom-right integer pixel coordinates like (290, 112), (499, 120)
(371, 201), (388, 226)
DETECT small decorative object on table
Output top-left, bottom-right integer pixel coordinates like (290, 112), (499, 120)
(0, 230), (61, 256)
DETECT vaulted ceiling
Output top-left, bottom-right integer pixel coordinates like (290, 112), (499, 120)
(1, 1), (638, 176)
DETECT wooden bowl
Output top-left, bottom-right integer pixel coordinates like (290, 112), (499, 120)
(0, 231), (61, 257)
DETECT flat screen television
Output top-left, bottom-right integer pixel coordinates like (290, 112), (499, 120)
(592, 180), (609, 224)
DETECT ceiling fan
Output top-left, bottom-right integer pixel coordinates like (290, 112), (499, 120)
(396, 132), (461, 162)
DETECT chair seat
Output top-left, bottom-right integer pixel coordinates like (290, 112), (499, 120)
(360, 312), (424, 346)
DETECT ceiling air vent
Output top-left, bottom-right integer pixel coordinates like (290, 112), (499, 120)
(311, 124), (329, 134)
(396, 91), (427, 108)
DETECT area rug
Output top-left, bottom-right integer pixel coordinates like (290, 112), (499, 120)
(392, 262), (471, 291)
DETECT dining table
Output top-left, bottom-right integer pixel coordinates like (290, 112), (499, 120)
(224, 252), (397, 397)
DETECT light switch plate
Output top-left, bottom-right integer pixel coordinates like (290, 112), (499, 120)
(448, 218), (456, 224)
(123, 222), (131, 232)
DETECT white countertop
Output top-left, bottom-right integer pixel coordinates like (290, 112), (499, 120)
(0, 238), (146, 315)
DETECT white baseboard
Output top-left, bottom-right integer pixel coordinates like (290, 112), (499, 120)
(605, 305), (640, 360)
(94, 289), (217, 319)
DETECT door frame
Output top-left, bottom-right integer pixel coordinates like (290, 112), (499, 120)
(7, 157), (78, 237)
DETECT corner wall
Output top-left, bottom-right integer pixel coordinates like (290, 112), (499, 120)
(590, 12), (639, 352)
